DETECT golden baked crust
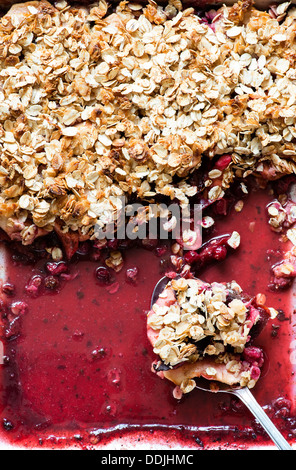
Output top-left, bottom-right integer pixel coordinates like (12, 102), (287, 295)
(0, 0), (296, 244)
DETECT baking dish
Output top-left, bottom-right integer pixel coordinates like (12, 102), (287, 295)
(0, 0), (296, 450)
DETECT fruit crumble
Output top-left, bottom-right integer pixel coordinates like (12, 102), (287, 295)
(0, 0), (295, 450)
(0, 0), (296, 253)
(147, 277), (276, 394)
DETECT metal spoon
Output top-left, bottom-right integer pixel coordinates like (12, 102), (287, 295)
(151, 276), (293, 450)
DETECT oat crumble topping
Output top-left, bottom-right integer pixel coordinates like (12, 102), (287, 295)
(1, 0), (296, 245)
(147, 277), (273, 391)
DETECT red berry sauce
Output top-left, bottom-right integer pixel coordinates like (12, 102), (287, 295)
(0, 181), (295, 450)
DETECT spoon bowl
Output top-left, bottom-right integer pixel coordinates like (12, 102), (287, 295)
(150, 276), (293, 450)
(150, 275), (172, 309)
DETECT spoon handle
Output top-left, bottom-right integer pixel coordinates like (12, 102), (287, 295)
(233, 387), (292, 450)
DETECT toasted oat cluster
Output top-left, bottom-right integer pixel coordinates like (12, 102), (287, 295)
(0, 0), (296, 244)
(147, 277), (275, 391)
(148, 278), (254, 363)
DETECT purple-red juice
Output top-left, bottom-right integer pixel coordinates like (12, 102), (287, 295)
(0, 185), (295, 449)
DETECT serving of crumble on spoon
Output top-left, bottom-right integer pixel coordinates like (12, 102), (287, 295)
(148, 275), (292, 449)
